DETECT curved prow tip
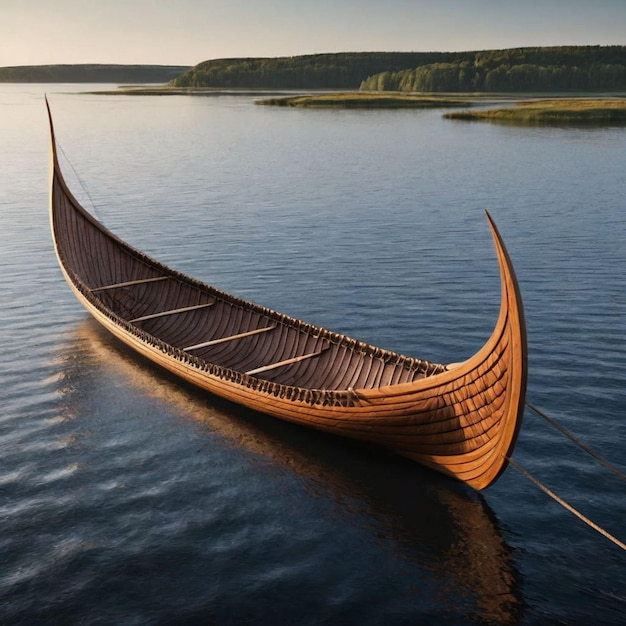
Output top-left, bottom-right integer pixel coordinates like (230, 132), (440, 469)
(482, 209), (528, 488)
(484, 209), (502, 242)
(45, 96), (60, 167)
(483, 210), (523, 311)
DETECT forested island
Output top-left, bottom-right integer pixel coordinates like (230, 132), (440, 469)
(171, 46), (626, 93)
(0, 64), (190, 83)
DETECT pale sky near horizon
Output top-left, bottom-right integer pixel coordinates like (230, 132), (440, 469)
(1, 0), (625, 67)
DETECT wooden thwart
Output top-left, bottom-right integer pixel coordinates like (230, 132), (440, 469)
(91, 276), (169, 292)
(184, 325), (277, 351)
(246, 347), (328, 376)
(130, 301), (215, 323)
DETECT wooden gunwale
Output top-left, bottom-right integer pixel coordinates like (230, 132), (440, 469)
(47, 97), (527, 490)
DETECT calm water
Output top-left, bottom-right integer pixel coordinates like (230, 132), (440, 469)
(1, 84), (625, 624)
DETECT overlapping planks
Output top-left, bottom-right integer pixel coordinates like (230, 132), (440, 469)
(48, 98), (526, 490)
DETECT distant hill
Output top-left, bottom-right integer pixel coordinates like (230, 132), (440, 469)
(171, 46), (626, 92)
(0, 64), (191, 83)
(170, 53), (459, 89)
(361, 46), (626, 92)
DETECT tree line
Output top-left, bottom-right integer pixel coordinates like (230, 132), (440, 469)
(7, 48), (623, 91)
(170, 53), (458, 88)
(171, 47), (626, 92)
(361, 46), (626, 92)
(0, 64), (191, 83)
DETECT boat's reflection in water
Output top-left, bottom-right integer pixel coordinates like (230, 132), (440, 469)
(58, 319), (523, 624)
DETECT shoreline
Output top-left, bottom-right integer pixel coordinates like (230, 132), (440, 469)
(79, 87), (626, 124)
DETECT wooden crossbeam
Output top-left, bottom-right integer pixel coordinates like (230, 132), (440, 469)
(91, 276), (169, 293)
(130, 302), (215, 323)
(184, 325), (277, 351)
(245, 348), (327, 376)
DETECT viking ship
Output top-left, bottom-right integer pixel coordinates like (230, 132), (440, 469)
(47, 100), (527, 490)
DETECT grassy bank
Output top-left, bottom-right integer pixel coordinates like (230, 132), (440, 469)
(445, 98), (626, 125)
(255, 93), (473, 108)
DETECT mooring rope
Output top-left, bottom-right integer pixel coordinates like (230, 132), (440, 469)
(525, 401), (626, 483)
(506, 456), (626, 552)
(506, 401), (626, 551)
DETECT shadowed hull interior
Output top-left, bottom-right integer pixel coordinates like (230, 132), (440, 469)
(47, 100), (527, 490)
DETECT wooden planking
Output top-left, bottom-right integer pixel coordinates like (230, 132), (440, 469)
(48, 95), (526, 491)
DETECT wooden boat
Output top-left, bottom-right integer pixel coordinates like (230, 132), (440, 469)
(47, 100), (527, 490)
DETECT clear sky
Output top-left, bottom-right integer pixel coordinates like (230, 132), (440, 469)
(1, 0), (625, 67)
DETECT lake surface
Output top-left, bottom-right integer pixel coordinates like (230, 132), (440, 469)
(1, 83), (625, 624)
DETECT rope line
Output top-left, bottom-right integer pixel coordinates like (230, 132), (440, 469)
(57, 142), (102, 222)
(506, 456), (626, 552)
(525, 401), (626, 483)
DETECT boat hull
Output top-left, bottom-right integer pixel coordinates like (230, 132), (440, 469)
(47, 99), (527, 490)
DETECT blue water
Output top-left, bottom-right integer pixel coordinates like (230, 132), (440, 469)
(1, 84), (625, 624)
